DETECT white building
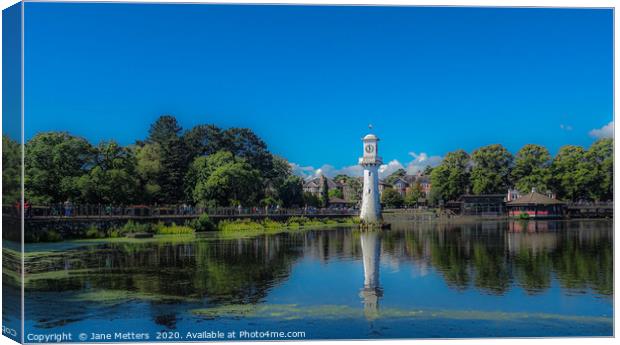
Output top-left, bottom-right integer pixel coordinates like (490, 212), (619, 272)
(358, 133), (382, 223)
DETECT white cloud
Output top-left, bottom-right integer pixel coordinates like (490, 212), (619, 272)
(559, 124), (573, 131)
(405, 152), (443, 175)
(290, 163), (315, 179)
(589, 121), (614, 139)
(291, 151), (443, 181)
(378, 160), (405, 179)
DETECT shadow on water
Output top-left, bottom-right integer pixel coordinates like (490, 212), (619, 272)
(20, 219), (613, 337)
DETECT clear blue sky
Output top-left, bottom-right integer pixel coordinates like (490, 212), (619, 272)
(23, 3), (613, 171)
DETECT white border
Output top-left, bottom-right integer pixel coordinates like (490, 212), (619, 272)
(0, 1), (616, 345)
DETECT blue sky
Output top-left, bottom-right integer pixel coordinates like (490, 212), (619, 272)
(23, 3), (613, 178)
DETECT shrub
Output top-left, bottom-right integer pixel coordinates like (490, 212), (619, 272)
(191, 213), (216, 232)
(85, 226), (105, 239)
(262, 218), (281, 229)
(155, 224), (194, 235)
(287, 216), (309, 225)
(122, 220), (152, 234)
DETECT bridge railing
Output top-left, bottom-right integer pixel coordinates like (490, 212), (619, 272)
(566, 201), (613, 208)
(5, 204), (358, 219)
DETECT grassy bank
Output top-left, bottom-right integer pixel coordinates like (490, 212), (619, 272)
(24, 215), (360, 243)
(218, 216), (359, 232)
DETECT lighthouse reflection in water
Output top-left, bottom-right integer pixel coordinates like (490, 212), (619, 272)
(359, 230), (383, 320)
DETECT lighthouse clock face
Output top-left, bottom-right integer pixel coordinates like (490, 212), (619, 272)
(365, 144), (375, 154)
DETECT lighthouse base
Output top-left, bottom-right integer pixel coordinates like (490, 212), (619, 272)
(359, 221), (391, 230)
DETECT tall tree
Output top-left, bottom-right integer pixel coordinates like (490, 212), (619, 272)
(404, 181), (423, 207)
(430, 150), (470, 202)
(512, 144), (551, 194)
(320, 175), (330, 208)
(549, 145), (588, 201)
(147, 115), (187, 203)
(277, 175), (305, 207)
(221, 128), (274, 176)
(25, 132), (95, 203)
(77, 141), (139, 204)
(183, 124), (223, 160)
(134, 143), (163, 203)
(470, 144), (513, 194)
(381, 188), (404, 208)
(585, 138), (613, 201)
(191, 150), (262, 207)
(2, 135), (21, 205)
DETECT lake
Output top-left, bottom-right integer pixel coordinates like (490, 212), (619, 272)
(18, 219), (613, 341)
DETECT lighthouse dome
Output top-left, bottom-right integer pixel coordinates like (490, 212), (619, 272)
(363, 134), (378, 141)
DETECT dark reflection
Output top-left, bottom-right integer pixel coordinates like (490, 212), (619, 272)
(24, 220), (613, 329)
(359, 230), (383, 320)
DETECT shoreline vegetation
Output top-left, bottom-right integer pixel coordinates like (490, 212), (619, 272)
(24, 215), (361, 243)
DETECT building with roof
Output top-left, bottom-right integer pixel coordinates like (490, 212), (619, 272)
(506, 189), (565, 218)
(392, 178), (409, 197)
(459, 194), (507, 216)
(302, 175), (340, 196)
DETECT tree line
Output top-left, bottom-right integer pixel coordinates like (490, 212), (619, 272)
(428, 140), (613, 204)
(3, 115), (306, 207)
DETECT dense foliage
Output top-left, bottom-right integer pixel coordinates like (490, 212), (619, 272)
(430, 140), (613, 203)
(17, 115), (304, 207)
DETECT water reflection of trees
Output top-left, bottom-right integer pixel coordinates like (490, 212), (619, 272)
(24, 220), (612, 329)
(389, 220), (613, 296)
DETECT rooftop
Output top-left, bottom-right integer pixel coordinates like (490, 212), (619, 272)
(363, 133), (378, 141)
(506, 191), (564, 206)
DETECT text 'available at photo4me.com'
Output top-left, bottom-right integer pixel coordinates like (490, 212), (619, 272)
(24, 329), (307, 343)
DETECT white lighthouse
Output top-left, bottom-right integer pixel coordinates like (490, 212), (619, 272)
(358, 131), (382, 223)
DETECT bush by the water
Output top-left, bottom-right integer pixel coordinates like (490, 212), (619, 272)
(218, 216), (358, 232)
(154, 222), (194, 235)
(218, 219), (265, 232)
(190, 213), (216, 232)
(122, 220), (152, 233)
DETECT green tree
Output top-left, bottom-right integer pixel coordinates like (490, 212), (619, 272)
(585, 138), (613, 201)
(549, 145), (588, 201)
(183, 124), (223, 160)
(134, 143), (162, 203)
(25, 132), (95, 203)
(2, 135), (21, 205)
(277, 175), (305, 207)
(430, 150), (470, 202)
(512, 144), (551, 194)
(191, 151), (262, 207)
(381, 188), (404, 208)
(423, 165), (434, 176)
(328, 188), (343, 199)
(334, 175), (362, 202)
(221, 128), (274, 176)
(147, 115), (188, 203)
(470, 144), (513, 194)
(385, 168), (406, 185)
(264, 156), (292, 201)
(303, 192), (321, 207)
(404, 182), (423, 207)
(320, 175), (330, 208)
(77, 141), (139, 204)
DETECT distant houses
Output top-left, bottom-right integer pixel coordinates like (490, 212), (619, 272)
(302, 172), (433, 206)
(302, 174), (573, 218)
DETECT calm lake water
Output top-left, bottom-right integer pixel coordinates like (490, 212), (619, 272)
(18, 219), (613, 340)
